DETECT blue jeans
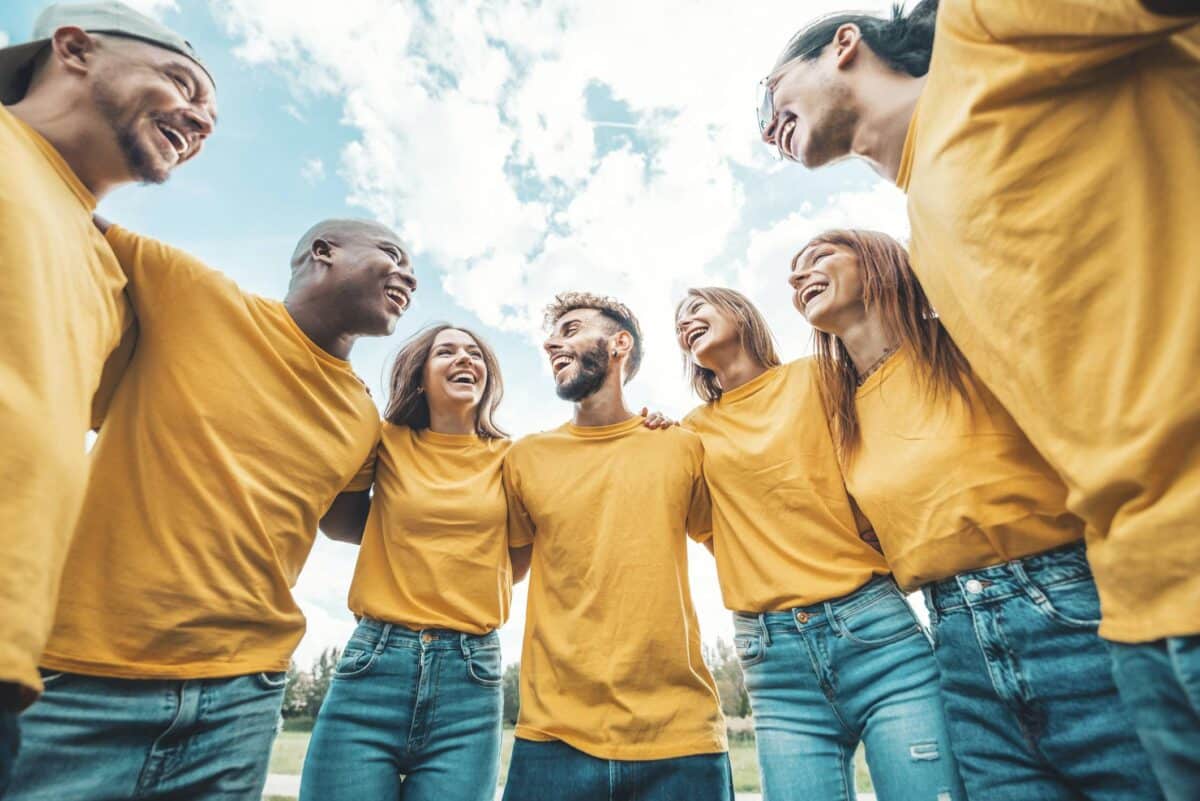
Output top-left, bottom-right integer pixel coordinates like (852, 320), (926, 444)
(1109, 635), (1200, 801)
(300, 619), (503, 801)
(1, 689), (18, 797)
(735, 577), (963, 801)
(6, 669), (284, 800)
(925, 542), (1163, 801)
(501, 738), (732, 801)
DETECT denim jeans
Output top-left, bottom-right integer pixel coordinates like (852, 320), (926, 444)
(300, 619), (503, 801)
(6, 670), (285, 800)
(1, 695), (18, 797)
(501, 738), (732, 801)
(734, 576), (964, 801)
(925, 542), (1163, 801)
(1109, 635), (1200, 801)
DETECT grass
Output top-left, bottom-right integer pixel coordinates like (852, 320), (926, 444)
(269, 727), (874, 795)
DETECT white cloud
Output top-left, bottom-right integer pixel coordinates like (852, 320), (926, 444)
(300, 157), (324, 183)
(0, 31), (9, 49)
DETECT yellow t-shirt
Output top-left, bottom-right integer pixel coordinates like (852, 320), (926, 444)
(504, 417), (727, 760)
(684, 359), (889, 611)
(898, 1), (1199, 641)
(844, 349), (1084, 592)
(41, 226), (379, 679)
(348, 424), (513, 634)
(0, 106), (131, 702)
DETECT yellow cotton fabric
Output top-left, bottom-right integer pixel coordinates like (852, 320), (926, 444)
(844, 349), (1084, 592)
(349, 425), (513, 634)
(684, 359), (889, 611)
(504, 417), (726, 760)
(897, 1), (1200, 641)
(42, 226), (379, 679)
(0, 107), (131, 702)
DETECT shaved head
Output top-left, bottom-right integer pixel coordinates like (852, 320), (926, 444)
(290, 218), (405, 270)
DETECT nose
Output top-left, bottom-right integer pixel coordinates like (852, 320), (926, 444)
(394, 267), (417, 293)
(182, 105), (215, 139)
(543, 338), (562, 355)
(761, 114), (779, 145)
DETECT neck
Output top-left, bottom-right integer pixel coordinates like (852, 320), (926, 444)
(850, 72), (926, 183)
(835, 311), (896, 378)
(283, 294), (356, 361)
(428, 403), (477, 436)
(708, 346), (768, 395)
(7, 91), (129, 200)
(573, 374), (634, 428)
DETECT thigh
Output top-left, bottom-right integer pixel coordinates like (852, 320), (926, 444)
(7, 672), (167, 801)
(737, 633), (854, 801)
(501, 739), (608, 801)
(1110, 638), (1200, 801)
(625, 752), (733, 801)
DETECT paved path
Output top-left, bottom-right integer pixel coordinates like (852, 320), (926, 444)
(263, 773), (877, 800)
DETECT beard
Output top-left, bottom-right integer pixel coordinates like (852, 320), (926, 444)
(92, 82), (170, 185)
(555, 340), (611, 402)
(802, 81), (858, 168)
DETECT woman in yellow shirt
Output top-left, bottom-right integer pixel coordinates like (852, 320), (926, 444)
(792, 229), (1162, 801)
(299, 324), (531, 801)
(675, 287), (963, 801)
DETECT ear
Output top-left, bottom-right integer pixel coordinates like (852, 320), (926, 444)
(50, 27), (98, 78)
(310, 237), (335, 267)
(833, 23), (861, 69)
(611, 329), (634, 359)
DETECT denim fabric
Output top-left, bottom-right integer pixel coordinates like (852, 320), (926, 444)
(925, 542), (1163, 801)
(1, 700), (18, 797)
(734, 576), (964, 801)
(6, 670), (284, 801)
(501, 738), (733, 801)
(300, 619), (503, 801)
(1109, 635), (1200, 801)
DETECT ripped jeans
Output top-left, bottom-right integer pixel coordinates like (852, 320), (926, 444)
(734, 576), (965, 801)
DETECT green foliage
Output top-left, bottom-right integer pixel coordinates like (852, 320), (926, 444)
(704, 637), (751, 718)
(280, 647), (342, 720)
(502, 662), (521, 725)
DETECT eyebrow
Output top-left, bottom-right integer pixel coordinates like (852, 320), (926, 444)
(165, 60), (219, 123)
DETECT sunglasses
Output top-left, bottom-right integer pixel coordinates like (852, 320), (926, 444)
(756, 76), (774, 134)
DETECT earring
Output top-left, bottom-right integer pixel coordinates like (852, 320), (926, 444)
(417, 386), (424, 394)
(611, 350), (617, 357)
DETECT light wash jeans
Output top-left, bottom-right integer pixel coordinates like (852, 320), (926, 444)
(300, 619), (503, 801)
(6, 669), (284, 800)
(1109, 635), (1200, 801)
(734, 576), (965, 801)
(925, 542), (1163, 801)
(501, 738), (733, 801)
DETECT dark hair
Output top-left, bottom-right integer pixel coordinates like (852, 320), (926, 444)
(775, 1), (938, 77)
(544, 291), (644, 383)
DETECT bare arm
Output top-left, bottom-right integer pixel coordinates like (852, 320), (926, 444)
(509, 545), (533, 584)
(1140, 0), (1200, 15)
(320, 490), (371, 544)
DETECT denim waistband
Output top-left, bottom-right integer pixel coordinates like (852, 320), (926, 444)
(923, 540), (1091, 614)
(733, 575), (902, 638)
(353, 617), (499, 653)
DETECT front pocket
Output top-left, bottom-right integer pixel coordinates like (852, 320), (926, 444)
(466, 645), (502, 687)
(333, 648), (379, 680)
(255, 671), (288, 690)
(838, 594), (923, 647)
(1030, 578), (1101, 630)
(734, 635), (766, 668)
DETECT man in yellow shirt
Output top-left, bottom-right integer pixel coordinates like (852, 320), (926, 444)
(501, 293), (731, 801)
(757, 1), (1199, 796)
(5, 218), (415, 801)
(0, 2), (216, 789)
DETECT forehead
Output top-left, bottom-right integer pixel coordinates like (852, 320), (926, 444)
(432, 329), (478, 348)
(676, 294), (708, 319)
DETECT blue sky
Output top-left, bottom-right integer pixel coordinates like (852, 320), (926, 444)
(2, 0), (908, 667)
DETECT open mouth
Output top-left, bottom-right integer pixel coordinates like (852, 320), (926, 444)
(448, 370), (477, 386)
(801, 282), (829, 308)
(550, 353), (573, 376)
(684, 325), (708, 350)
(780, 118), (797, 160)
(384, 285), (410, 312)
(155, 122), (188, 159)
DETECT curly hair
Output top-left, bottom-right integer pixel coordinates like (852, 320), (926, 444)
(544, 292), (644, 383)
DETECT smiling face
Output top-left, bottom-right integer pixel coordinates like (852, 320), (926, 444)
(543, 308), (616, 402)
(675, 294), (739, 369)
(422, 328), (487, 416)
(789, 240), (867, 334)
(87, 35), (217, 184)
(318, 223), (416, 337)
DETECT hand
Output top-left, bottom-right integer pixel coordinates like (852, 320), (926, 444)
(640, 407), (678, 429)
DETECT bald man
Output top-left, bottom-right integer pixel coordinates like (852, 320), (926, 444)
(6, 219), (416, 801)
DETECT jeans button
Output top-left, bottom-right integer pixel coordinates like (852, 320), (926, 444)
(795, 611), (810, 624)
(964, 579), (984, 594)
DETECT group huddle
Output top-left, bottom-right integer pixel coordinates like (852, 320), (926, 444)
(1, 1), (1197, 801)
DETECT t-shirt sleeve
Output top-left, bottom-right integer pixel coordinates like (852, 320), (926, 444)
(90, 315), (137, 431)
(966, 0), (1197, 47)
(342, 442), (378, 493)
(686, 459), (714, 544)
(503, 455), (536, 548)
(104, 225), (229, 325)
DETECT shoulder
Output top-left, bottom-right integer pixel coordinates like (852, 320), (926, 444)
(681, 402), (713, 432)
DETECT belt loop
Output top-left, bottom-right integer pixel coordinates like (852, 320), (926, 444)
(823, 601), (841, 637)
(1011, 558), (1046, 604)
(757, 613), (772, 646)
(459, 633), (471, 660)
(375, 623), (392, 654)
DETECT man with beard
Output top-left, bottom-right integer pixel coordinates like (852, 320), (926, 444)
(4, 218), (415, 800)
(500, 292), (731, 801)
(758, 1), (1200, 797)
(0, 2), (215, 788)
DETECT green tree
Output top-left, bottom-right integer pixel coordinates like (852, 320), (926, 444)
(705, 637), (751, 718)
(281, 659), (310, 719)
(502, 662), (520, 725)
(305, 646), (342, 718)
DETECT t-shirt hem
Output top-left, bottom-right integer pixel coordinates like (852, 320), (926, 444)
(39, 652), (290, 679)
(514, 725), (728, 760)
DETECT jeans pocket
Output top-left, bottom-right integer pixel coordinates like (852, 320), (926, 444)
(254, 671), (288, 690)
(838, 593), (923, 647)
(734, 635), (766, 668)
(1029, 577), (1101, 630)
(333, 647), (379, 680)
(466, 643), (502, 687)
(37, 668), (67, 686)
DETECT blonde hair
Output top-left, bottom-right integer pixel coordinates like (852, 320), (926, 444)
(544, 291), (644, 383)
(675, 287), (782, 402)
(383, 323), (507, 439)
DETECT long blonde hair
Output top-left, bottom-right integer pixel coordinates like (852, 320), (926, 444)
(800, 229), (972, 456)
(676, 287), (782, 403)
(384, 323), (507, 439)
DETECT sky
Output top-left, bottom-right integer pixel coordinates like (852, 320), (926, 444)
(2, 0), (910, 669)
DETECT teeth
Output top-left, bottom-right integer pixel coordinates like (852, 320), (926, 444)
(686, 328), (707, 348)
(158, 124), (186, 156)
(803, 284), (828, 305)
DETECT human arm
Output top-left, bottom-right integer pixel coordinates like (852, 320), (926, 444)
(509, 545), (533, 584)
(320, 490), (372, 544)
